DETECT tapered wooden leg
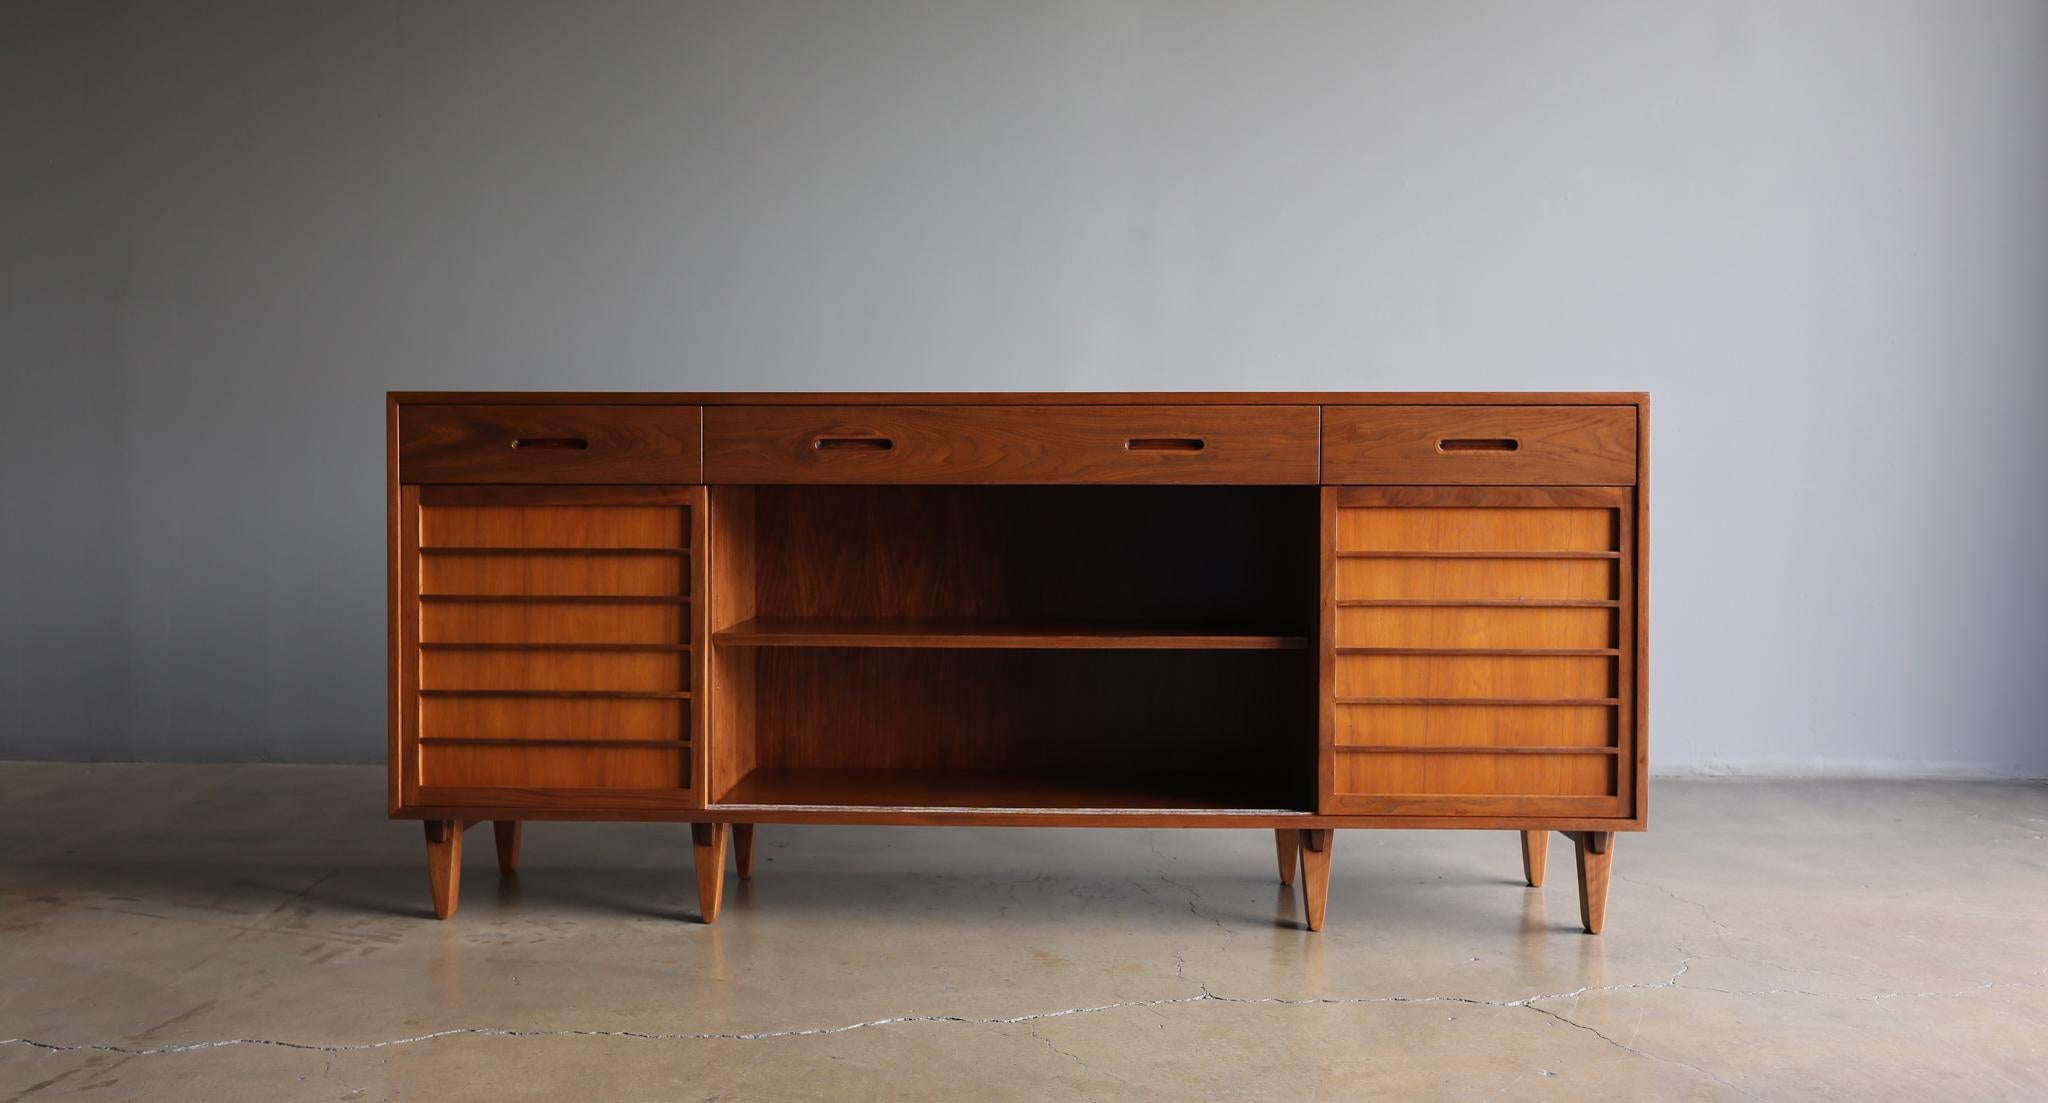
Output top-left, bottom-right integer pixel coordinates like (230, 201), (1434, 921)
(1567, 831), (1614, 934)
(424, 820), (463, 920)
(733, 824), (756, 880)
(1520, 830), (1548, 887)
(692, 822), (729, 923)
(1297, 829), (1333, 932)
(493, 820), (522, 876)
(1275, 828), (1299, 886)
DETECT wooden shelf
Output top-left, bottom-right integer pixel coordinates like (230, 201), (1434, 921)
(713, 617), (1309, 650)
(418, 689), (691, 700)
(1336, 550), (1621, 559)
(421, 594), (691, 604)
(419, 643), (691, 652)
(716, 768), (1308, 813)
(420, 546), (688, 556)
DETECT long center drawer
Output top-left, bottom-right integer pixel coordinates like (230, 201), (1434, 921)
(703, 405), (1320, 484)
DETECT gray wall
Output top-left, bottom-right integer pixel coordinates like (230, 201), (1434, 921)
(6, 1), (2046, 776)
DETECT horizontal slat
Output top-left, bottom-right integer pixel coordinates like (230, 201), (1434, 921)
(419, 689), (691, 700)
(421, 743), (686, 789)
(1336, 704), (1614, 750)
(421, 502), (687, 545)
(1337, 606), (1612, 649)
(1335, 550), (1620, 559)
(1334, 745), (1618, 755)
(1337, 697), (1619, 706)
(422, 601), (686, 645)
(421, 594), (690, 604)
(1335, 647), (1619, 656)
(420, 737), (687, 749)
(421, 643), (690, 652)
(421, 696), (686, 741)
(1336, 751), (1614, 798)
(419, 546), (687, 556)
(1334, 599), (1619, 608)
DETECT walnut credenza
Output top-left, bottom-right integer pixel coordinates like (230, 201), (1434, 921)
(388, 392), (1648, 932)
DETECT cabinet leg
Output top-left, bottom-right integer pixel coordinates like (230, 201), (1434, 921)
(1520, 830), (1548, 887)
(1275, 828), (1299, 886)
(493, 820), (522, 876)
(733, 824), (756, 880)
(424, 820), (463, 920)
(1566, 831), (1614, 934)
(691, 822), (729, 923)
(1297, 829), (1333, 932)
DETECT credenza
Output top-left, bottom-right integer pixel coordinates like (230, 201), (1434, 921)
(387, 392), (1648, 933)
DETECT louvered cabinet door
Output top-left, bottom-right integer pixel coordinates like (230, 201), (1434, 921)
(1319, 486), (1636, 818)
(394, 485), (705, 812)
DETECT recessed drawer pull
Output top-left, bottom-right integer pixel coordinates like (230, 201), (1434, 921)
(1125, 437), (1205, 453)
(1437, 437), (1519, 453)
(813, 436), (894, 452)
(509, 437), (591, 451)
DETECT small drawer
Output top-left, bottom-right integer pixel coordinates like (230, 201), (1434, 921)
(1323, 405), (1636, 485)
(399, 405), (702, 484)
(704, 405), (1320, 484)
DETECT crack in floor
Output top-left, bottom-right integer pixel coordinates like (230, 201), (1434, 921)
(0, 958), (1700, 1057)
(9, 957), (2033, 1096)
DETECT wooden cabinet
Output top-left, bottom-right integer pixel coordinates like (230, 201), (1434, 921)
(390, 393), (1647, 934)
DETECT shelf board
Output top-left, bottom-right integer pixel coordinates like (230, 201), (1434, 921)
(420, 546), (688, 557)
(716, 768), (1308, 814)
(713, 617), (1309, 651)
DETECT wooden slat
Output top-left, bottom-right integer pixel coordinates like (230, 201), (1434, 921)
(1335, 550), (1620, 559)
(1334, 599), (1619, 608)
(418, 546), (688, 556)
(1336, 647), (1619, 656)
(420, 643), (691, 652)
(1336, 697), (1619, 706)
(422, 594), (691, 604)
(419, 689), (692, 700)
(421, 737), (688, 749)
(1334, 745), (1619, 755)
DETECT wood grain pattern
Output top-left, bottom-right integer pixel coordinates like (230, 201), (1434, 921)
(705, 487), (758, 804)
(1567, 830), (1614, 933)
(692, 822), (729, 923)
(1323, 405), (1635, 485)
(1323, 486), (1631, 817)
(1298, 829), (1333, 931)
(400, 405), (702, 484)
(1521, 830), (1547, 887)
(494, 820), (521, 876)
(402, 488), (700, 806)
(704, 405), (1319, 484)
(1275, 829), (1299, 886)
(733, 823), (755, 879)
(424, 820), (463, 919)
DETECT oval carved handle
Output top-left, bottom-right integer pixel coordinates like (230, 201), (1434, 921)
(1437, 438), (1519, 453)
(813, 436), (895, 452)
(1124, 438), (1206, 453)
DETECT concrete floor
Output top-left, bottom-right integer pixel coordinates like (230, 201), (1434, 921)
(0, 766), (2043, 1101)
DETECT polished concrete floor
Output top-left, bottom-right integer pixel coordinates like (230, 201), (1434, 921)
(0, 766), (2042, 1101)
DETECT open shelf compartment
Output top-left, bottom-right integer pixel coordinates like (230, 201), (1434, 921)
(704, 486), (1321, 813)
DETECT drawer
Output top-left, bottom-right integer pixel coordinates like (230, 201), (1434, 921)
(1323, 405), (1635, 485)
(704, 405), (1320, 484)
(399, 405), (702, 484)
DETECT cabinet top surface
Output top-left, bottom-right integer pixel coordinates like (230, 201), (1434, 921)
(390, 391), (1648, 407)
